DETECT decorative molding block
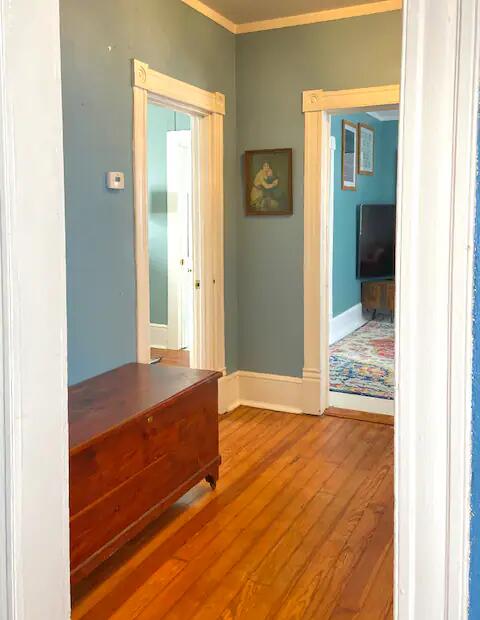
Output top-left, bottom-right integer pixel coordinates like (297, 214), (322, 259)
(132, 59), (225, 116)
(303, 84), (400, 113)
(302, 367), (321, 415)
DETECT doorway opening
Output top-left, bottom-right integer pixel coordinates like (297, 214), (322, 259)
(327, 106), (399, 417)
(147, 104), (193, 368)
(132, 59), (226, 374)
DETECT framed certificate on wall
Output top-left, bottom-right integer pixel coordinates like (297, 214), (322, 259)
(342, 120), (357, 191)
(358, 123), (375, 175)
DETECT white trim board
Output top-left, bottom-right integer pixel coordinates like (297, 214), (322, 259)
(181, 0), (402, 35)
(329, 391), (394, 415)
(218, 370), (394, 417)
(329, 303), (367, 345)
(395, 0), (478, 616)
(150, 323), (168, 349)
(302, 84), (401, 420)
(219, 371), (309, 415)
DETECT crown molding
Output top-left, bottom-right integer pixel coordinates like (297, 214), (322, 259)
(181, 0), (237, 33)
(236, 0), (402, 34)
(182, 0), (402, 35)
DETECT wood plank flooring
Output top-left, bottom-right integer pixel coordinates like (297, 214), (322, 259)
(71, 407), (393, 619)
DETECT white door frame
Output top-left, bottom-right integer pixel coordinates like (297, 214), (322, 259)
(132, 59), (226, 372)
(302, 84), (400, 416)
(396, 0), (478, 616)
(0, 0), (71, 618)
(303, 0), (479, 615)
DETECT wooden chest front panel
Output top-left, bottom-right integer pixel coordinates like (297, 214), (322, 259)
(70, 380), (216, 516)
(69, 377), (219, 574)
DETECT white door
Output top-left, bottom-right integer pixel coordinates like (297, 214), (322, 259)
(167, 129), (193, 350)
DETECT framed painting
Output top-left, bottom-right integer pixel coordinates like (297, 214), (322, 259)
(244, 148), (293, 215)
(342, 120), (357, 191)
(358, 122), (375, 175)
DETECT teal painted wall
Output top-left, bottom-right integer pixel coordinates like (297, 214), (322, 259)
(236, 12), (403, 377)
(331, 114), (398, 317)
(60, 0), (238, 384)
(147, 105), (190, 326)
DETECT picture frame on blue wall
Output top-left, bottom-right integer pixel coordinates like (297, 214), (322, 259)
(358, 122), (375, 175)
(342, 120), (357, 191)
(244, 148), (293, 215)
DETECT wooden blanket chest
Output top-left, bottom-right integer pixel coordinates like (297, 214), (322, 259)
(68, 363), (221, 584)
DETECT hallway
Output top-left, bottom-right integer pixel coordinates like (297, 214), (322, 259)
(72, 408), (393, 619)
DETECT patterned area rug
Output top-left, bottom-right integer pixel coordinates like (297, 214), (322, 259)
(329, 320), (394, 400)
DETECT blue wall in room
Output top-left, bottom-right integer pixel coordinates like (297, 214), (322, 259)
(60, 0), (238, 384)
(147, 105), (190, 326)
(469, 111), (480, 619)
(235, 13), (403, 378)
(331, 114), (398, 317)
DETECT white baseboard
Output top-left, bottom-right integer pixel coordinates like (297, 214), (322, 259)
(218, 372), (241, 413)
(218, 369), (394, 417)
(218, 371), (303, 415)
(329, 303), (368, 345)
(150, 323), (168, 349)
(329, 390), (394, 415)
(240, 371), (303, 414)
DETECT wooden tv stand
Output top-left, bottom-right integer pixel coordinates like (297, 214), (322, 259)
(361, 279), (395, 319)
(68, 363), (221, 584)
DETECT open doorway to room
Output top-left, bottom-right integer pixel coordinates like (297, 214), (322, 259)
(132, 60), (226, 375)
(147, 104), (193, 368)
(328, 107), (398, 417)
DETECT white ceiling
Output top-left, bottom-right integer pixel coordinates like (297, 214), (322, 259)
(197, 0), (388, 24)
(367, 109), (399, 121)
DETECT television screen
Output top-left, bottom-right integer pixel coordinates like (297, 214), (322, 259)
(357, 204), (396, 279)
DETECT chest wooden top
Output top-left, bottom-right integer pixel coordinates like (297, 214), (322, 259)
(69, 363), (221, 451)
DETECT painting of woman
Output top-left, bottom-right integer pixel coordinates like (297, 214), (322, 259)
(250, 162), (281, 210)
(244, 148), (293, 216)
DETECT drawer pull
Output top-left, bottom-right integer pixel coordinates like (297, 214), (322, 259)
(147, 416), (153, 424)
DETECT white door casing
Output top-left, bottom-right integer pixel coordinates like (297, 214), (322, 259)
(132, 60), (226, 373)
(395, 0), (478, 617)
(0, 0), (70, 617)
(302, 84), (400, 416)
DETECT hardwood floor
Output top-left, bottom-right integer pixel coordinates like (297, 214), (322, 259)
(71, 407), (393, 619)
(151, 348), (190, 367)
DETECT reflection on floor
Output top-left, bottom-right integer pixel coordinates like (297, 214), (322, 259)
(151, 348), (190, 368)
(330, 320), (394, 400)
(71, 406), (394, 619)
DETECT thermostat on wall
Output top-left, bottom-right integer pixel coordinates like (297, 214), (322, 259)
(106, 171), (125, 190)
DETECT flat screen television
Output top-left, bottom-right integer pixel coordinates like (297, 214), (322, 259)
(357, 204), (396, 280)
